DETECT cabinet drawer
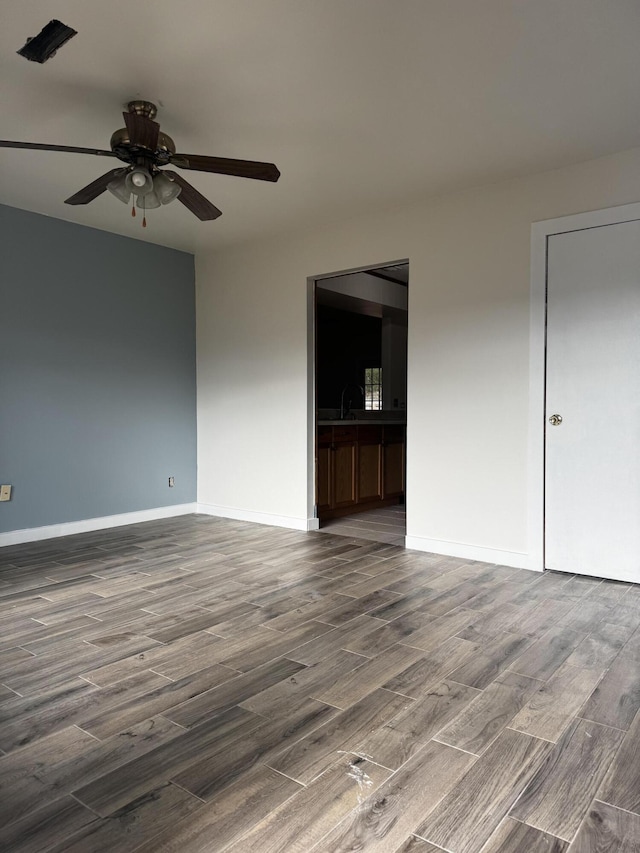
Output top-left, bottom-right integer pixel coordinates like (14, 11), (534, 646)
(318, 426), (333, 445)
(333, 425), (357, 442)
(383, 425), (405, 443)
(357, 425), (383, 443)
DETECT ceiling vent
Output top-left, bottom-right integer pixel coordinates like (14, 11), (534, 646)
(17, 19), (77, 63)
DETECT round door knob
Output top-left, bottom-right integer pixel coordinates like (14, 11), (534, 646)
(549, 414), (563, 426)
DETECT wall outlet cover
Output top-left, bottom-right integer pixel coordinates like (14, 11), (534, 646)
(0, 485), (12, 502)
(168, 477), (175, 487)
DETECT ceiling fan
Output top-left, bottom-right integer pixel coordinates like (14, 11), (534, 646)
(0, 100), (281, 225)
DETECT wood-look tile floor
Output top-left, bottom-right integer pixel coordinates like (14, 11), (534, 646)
(319, 504), (406, 545)
(0, 514), (639, 852)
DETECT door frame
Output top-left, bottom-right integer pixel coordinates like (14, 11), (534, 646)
(527, 200), (640, 573)
(306, 258), (409, 532)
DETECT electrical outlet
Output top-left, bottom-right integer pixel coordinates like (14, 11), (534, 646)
(0, 484), (12, 502)
(168, 477), (175, 488)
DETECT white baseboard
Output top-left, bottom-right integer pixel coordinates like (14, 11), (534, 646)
(404, 535), (531, 570)
(197, 503), (312, 532)
(0, 503), (198, 548)
(306, 517), (320, 531)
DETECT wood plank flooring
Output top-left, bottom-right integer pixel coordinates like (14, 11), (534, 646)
(0, 514), (638, 852)
(319, 504), (406, 546)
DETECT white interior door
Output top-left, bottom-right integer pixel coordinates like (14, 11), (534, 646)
(545, 218), (640, 583)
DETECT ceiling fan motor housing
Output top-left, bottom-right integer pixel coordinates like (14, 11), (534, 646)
(110, 128), (176, 165)
(127, 100), (157, 119)
(110, 101), (175, 166)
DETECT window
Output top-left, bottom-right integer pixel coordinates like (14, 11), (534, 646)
(364, 367), (382, 410)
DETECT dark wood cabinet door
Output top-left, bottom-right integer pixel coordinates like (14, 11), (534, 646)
(316, 445), (332, 512)
(358, 442), (383, 501)
(383, 440), (405, 498)
(333, 443), (357, 507)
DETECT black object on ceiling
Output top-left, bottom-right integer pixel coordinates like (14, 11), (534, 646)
(17, 20), (77, 63)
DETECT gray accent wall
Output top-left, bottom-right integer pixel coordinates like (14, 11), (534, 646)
(0, 205), (196, 533)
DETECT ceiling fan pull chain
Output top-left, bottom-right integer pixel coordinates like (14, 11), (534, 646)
(131, 199), (136, 217)
(142, 195), (147, 228)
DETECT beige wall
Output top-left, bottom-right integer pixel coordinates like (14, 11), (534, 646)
(196, 145), (640, 563)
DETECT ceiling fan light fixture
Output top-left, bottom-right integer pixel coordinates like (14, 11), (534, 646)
(106, 169), (130, 203)
(153, 171), (181, 205)
(136, 190), (161, 210)
(124, 167), (154, 197)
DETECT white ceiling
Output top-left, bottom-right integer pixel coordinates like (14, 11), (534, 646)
(2, 1), (640, 254)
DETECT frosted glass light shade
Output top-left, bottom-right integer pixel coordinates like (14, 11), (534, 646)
(107, 170), (130, 203)
(154, 172), (181, 204)
(125, 168), (154, 197)
(136, 190), (161, 209)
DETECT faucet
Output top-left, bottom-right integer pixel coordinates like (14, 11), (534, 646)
(340, 383), (365, 419)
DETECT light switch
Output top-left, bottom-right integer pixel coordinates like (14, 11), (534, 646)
(0, 485), (12, 502)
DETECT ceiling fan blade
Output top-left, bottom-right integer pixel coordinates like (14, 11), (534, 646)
(163, 171), (222, 220)
(123, 112), (160, 151)
(0, 140), (116, 157)
(171, 153), (280, 182)
(64, 169), (124, 205)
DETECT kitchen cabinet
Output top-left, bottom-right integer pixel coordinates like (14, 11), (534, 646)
(358, 426), (383, 502)
(316, 423), (405, 519)
(317, 425), (358, 513)
(316, 428), (333, 515)
(332, 425), (358, 509)
(383, 425), (405, 499)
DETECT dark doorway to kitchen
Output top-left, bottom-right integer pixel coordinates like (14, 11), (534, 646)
(314, 262), (408, 545)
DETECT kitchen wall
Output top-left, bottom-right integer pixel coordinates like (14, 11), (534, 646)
(0, 205), (196, 538)
(381, 318), (407, 411)
(316, 305), (382, 409)
(196, 145), (640, 562)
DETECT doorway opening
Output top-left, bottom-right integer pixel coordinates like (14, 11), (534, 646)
(311, 261), (408, 546)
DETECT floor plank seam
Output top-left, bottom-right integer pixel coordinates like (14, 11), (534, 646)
(594, 798), (640, 819)
(575, 715), (629, 734)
